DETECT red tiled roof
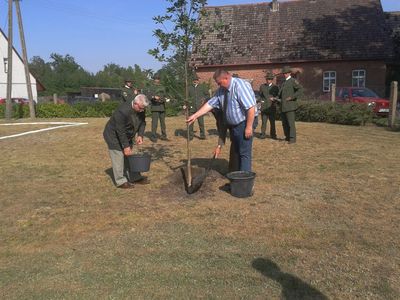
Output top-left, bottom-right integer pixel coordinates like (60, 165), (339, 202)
(192, 0), (392, 67)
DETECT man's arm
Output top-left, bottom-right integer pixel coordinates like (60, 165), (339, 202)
(292, 80), (304, 100)
(187, 103), (214, 124)
(114, 110), (132, 154)
(137, 111), (146, 137)
(245, 106), (255, 139)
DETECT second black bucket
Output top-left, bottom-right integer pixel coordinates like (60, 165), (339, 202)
(128, 153), (151, 172)
(226, 171), (256, 198)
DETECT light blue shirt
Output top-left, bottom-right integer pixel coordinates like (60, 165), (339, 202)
(208, 77), (257, 125)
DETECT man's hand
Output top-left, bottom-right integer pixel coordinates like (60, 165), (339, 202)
(286, 96), (292, 101)
(155, 96), (161, 101)
(136, 136), (143, 145)
(245, 125), (253, 139)
(214, 145), (222, 158)
(186, 114), (197, 125)
(123, 147), (133, 156)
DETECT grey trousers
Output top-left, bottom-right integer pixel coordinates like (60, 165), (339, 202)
(108, 149), (142, 186)
(108, 149), (129, 186)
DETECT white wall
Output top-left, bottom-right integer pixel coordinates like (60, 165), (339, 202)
(0, 32), (38, 101)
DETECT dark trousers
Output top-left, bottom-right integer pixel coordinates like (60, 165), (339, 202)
(151, 111), (166, 137)
(261, 107), (277, 138)
(230, 120), (255, 172)
(189, 115), (205, 138)
(281, 111), (296, 142)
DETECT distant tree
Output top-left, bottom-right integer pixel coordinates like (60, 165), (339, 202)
(29, 53), (94, 96)
(29, 54), (153, 97)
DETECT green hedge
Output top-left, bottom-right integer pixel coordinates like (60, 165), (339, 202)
(1, 100), (373, 126)
(295, 101), (373, 125)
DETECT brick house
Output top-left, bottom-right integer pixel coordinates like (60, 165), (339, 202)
(191, 0), (393, 98)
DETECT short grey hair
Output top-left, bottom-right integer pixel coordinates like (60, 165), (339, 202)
(134, 94), (150, 107)
(213, 69), (230, 80)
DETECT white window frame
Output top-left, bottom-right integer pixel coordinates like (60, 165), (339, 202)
(352, 69), (366, 88)
(323, 71), (336, 92)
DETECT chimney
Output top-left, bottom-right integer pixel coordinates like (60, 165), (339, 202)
(271, 0), (279, 12)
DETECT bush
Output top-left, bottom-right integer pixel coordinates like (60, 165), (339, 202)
(0, 103), (30, 119)
(0, 100), (182, 119)
(0, 99), (373, 126)
(295, 100), (373, 125)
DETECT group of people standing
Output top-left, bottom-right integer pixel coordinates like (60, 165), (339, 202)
(103, 67), (303, 188)
(121, 75), (168, 143)
(258, 66), (303, 144)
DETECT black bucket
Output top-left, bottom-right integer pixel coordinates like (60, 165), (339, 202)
(128, 153), (151, 172)
(226, 171), (256, 198)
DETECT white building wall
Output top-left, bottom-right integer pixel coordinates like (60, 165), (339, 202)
(0, 32), (38, 101)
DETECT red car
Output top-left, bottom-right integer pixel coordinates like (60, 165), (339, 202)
(335, 87), (390, 116)
(0, 98), (30, 105)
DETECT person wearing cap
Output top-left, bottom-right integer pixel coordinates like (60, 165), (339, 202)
(259, 72), (279, 139)
(149, 74), (168, 142)
(187, 75), (209, 140)
(121, 79), (136, 103)
(103, 94), (150, 188)
(278, 66), (303, 144)
(187, 69), (257, 172)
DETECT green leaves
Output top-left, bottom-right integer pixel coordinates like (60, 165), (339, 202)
(148, 0), (207, 62)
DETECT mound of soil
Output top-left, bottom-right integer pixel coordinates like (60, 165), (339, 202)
(160, 167), (227, 200)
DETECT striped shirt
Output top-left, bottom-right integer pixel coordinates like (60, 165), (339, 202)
(208, 77), (257, 126)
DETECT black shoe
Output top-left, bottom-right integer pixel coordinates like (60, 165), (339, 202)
(160, 136), (168, 141)
(199, 135), (206, 140)
(130, 175), (146, 182)
(150, 136), (157, 143)
(118, 182), (134, 189)
(134, 178), (150, 185)
(259, 134), (266, 139)
(271, 136), (278, 140)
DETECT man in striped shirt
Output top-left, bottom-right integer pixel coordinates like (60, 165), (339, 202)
(187, 69), (257, 172)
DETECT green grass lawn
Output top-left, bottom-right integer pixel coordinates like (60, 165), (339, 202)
(0, 116), (399, 299)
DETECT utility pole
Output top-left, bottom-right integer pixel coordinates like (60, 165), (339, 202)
(15, 0), (35, 118)
(5, 0), (13, 120)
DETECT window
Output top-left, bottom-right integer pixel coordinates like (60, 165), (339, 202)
(323, 71), (336, 92)
(352, 69), (366, 87)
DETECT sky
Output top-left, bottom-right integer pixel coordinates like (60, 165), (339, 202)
(0, 0), (398, 74)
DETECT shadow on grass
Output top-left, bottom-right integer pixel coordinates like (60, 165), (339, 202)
(105, 168), (115, 185)
(207, 128), (219, 136)
(174, 128), (188, 138)
(252, 258), (328, 300)
(180, 157), (229, 176)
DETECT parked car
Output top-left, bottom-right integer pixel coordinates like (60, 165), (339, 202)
(12, 98), (30, 105)
(0, 98), (30, 105)
(334, 87), (390, 116)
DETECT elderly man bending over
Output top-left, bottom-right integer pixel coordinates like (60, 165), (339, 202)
(103, 94), (150, 188)
(187, 69), (257, 172)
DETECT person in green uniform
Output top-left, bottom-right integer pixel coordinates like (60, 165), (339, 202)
(149, 74), (168, 142)
(121, 79), (135, 103)
(278, 66), (303, 144)
(259, 72), (279, 139)
(188, 75), (209, 140)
